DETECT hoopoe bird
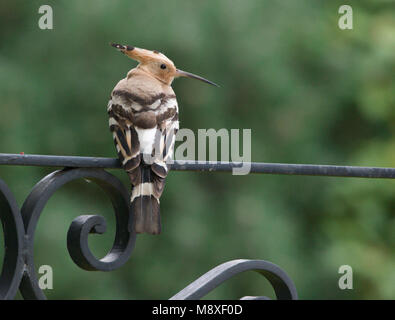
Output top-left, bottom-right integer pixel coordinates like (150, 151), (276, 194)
(108, 43), (218, 235)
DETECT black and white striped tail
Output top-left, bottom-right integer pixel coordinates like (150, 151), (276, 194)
(129, 163), (166, 235)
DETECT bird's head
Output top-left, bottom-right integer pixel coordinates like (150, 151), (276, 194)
(111, 43), (218, 87)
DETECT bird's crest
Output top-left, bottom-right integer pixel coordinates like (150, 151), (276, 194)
(111, 43), (219, 87)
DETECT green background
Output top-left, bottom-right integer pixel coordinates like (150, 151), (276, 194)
(0, 0), (394, 299)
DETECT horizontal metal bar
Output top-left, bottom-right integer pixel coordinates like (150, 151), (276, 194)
(0, 153), (120, 168)
(0, 153), (394, 179)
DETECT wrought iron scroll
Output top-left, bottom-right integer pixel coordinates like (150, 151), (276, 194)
(2, 152), (394, 299)
(0, 179), (25, 299)
(0, 168), (136, 300)
(170, 259), (298, 300)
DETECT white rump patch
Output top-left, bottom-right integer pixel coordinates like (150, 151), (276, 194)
(135, 127), (157, 154)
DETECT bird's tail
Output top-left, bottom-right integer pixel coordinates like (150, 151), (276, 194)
(128, 163), (166, 235)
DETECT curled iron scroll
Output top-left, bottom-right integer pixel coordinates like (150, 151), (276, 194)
(0, 168), (136, 299)
(0, 179), (25, 300)
(0, 168), (298, 300)
(170, 259), (298, 300)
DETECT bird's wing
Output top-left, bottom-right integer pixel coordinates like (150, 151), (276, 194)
(107, 97), (141, 172)
(108, 89), (178, 175)
(151, 97), (179, 178)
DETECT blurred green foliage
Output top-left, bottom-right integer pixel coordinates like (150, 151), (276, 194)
(0, 0), (394, 299)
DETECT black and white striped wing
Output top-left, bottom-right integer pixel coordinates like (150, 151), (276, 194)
(107, 99), (141, 173)
(150, 97), (179, 178)
(107, 90), (179, 176)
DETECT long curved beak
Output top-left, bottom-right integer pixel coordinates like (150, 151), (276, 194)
(176, 69), (219, 87)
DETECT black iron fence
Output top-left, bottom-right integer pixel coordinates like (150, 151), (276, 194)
(0, 153), (394, 300)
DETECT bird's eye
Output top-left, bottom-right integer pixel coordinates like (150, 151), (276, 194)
(160, 64), (167, 69)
